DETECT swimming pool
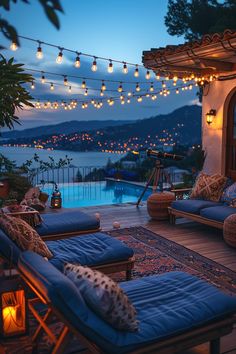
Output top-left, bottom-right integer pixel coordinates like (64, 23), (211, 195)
(42, 180), (152, 208)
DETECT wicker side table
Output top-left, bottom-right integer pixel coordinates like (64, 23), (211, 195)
(223, 214), (236, 248)
(147, 191), (175, 220)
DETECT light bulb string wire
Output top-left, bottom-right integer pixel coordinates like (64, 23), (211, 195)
(32, 83), (195, 105)
(26, 67), (196, 87)
(15, 34), (144, 68)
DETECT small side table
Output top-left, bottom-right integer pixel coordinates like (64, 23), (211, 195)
(223, 214), (236, 248)
(147, 191), (175, 220)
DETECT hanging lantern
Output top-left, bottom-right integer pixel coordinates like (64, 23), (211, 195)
(50, 183), (62, 209)
(0, 277), (28, 338)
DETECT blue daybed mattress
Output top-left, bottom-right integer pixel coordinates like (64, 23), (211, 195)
(19, 251), (236, 354)
(36, 209), (100, 237)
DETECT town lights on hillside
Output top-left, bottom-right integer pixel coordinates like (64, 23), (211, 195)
(74, 53), (81, 68)
(206, 109), (216, 125)
(91, 57), (97, 72)
(108, 60), (113, 73)
(56, 49), (63, 64)
(36, 44), (43, 59)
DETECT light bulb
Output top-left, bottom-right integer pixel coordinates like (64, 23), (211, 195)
(108, 60), (113, 73)
(162, 81), (166, 88)
(101, 81), (106, 91)
(41, 75), (46, 84)
(118, 83), (123, 93)
(151, 95), (157, 100)
(136, 83), (140, 92)
(64, 77), (68, 86)
(165, 75), (170, 80)
(81, 80), (86, 89)
(75, 55), (81, 68)
(68, 86), (72, 92)
(145, 70), (150, 80)
(91, 58), (97, 72)
(137, 96), (142, 102)
(36, 45), (43, 59)
(84, 88), (88, 96)
(31, 82), (35, 89)
(122, 62), (128, 74)
(149, 83), (154, 92)
(155, 73), (160, 80)
(121, 100), (125, 105)
(120, 94), (124, 100)
(127, 92), (132, 97)
(100, 90), (104, 96)
(173, 75), (178, 82)
(134, 65), (139, 77)
(56, 50), (63, 64)
(10, 42), (18, 51)
(127, 98), (131, 103)
(50, 83), (54, 91)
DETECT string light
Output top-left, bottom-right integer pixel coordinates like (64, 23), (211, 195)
(121, 100), (125, 105)
(118, 83), (123, 92)
(108, 60), (113, 73)
(176, 88), (179, 94)
(81, 80), (86, 89)
(155, 73), (160, 80)
(31, 81), (35, 89)
(56, 48), (63, 64)
(136, 83), (140, 92)
(127, 91), (132, 97)
(134, 65), (139, 78)
(145, 70), (150, 80)
(10, 42), (18, 51)
(68, 86), (72, 92)
(84, 88), (88, 96)
(127, 98), (131, 103)
(100, 90), (104, 96)
(120, 94), (124, 100)
(75, 54), (81, 68)
(63, 76), (68, 86)
(41, 74), (46, 83)
(149, 83), (154, 92)
(122, 62), (128, 74)
(101, 81), (106, 91)
(137, 96), (142, 102)
(162, 81), (166, 88)
(36, 43), (43, 59)
(50, 83), (54, 90)
(91, 57), (98, 72)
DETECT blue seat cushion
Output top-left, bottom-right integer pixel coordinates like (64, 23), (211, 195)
(47, 232), (134, 271)
(171, 199), (222, 215)
(18, 252), (236, 354)
(36, 209), (100, 237)
(200, 205), (236, 223)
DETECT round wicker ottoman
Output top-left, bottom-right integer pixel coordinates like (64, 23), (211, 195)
(147, 191), (175, 220)
(223, 213), (236, 248)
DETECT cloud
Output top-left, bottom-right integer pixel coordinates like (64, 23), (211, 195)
(189, 98), (202, 106)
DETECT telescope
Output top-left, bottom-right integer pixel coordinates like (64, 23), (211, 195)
(146, 148), (184, 161)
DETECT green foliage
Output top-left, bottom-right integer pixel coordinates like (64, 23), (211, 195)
(1, 171), (32, 202)
(165, 0), (236, 41)
(0, 56), (34, 129)
(0, 153), (16, 172)
(0, 0), (63, 47)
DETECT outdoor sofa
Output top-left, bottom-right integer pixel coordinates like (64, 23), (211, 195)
(169, 199), (236, 229)
(0, 228), (134, 280)
(18, 250), (236, 354)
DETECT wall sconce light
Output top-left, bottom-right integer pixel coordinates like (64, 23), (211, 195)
(206, 109), (216, 125)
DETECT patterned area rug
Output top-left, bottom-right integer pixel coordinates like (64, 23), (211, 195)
(2, 226), (236, 354)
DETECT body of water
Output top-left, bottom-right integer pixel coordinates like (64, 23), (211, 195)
(0, 146), (125, 167)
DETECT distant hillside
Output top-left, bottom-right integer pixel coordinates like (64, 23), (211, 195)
(1, 120), (133, 139)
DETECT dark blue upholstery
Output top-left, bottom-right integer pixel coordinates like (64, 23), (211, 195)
(18, 251), (236, 354)
(36, 209), (100, 237)
(171, 199), (222, 215)
(200, 205), (236, 223)
(47, 232), (134, 271)
(0, 229), (20, 265)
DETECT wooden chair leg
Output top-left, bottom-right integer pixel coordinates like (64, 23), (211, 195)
(210, 338), (220, 354)
(126, 269), (132, 281)
(52, 326), (72, 354)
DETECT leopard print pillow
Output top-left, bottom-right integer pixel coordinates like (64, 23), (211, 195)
(64, 263), (139, 332)
(0, 213), (53, 259)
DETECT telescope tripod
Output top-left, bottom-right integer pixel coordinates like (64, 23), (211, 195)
(136, 159), (173, 207)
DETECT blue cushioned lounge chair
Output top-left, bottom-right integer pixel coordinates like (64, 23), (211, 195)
(19, 251), (236, 354)
(0, 229), (134, 280)
(36, 209), (100, 240)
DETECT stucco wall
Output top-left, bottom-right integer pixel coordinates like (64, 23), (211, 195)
(202, 77), (236, 175)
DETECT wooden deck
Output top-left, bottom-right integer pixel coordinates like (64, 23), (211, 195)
(79, 202), (236, 354)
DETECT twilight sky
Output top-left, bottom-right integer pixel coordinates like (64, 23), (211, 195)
(0, 0), (199, 130)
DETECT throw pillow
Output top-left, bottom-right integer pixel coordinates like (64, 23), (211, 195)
(0, 213), (53, 259)
(221, 182), (236, 205)
(190, 172), (227, 202)
(64, 263), (139, 332)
